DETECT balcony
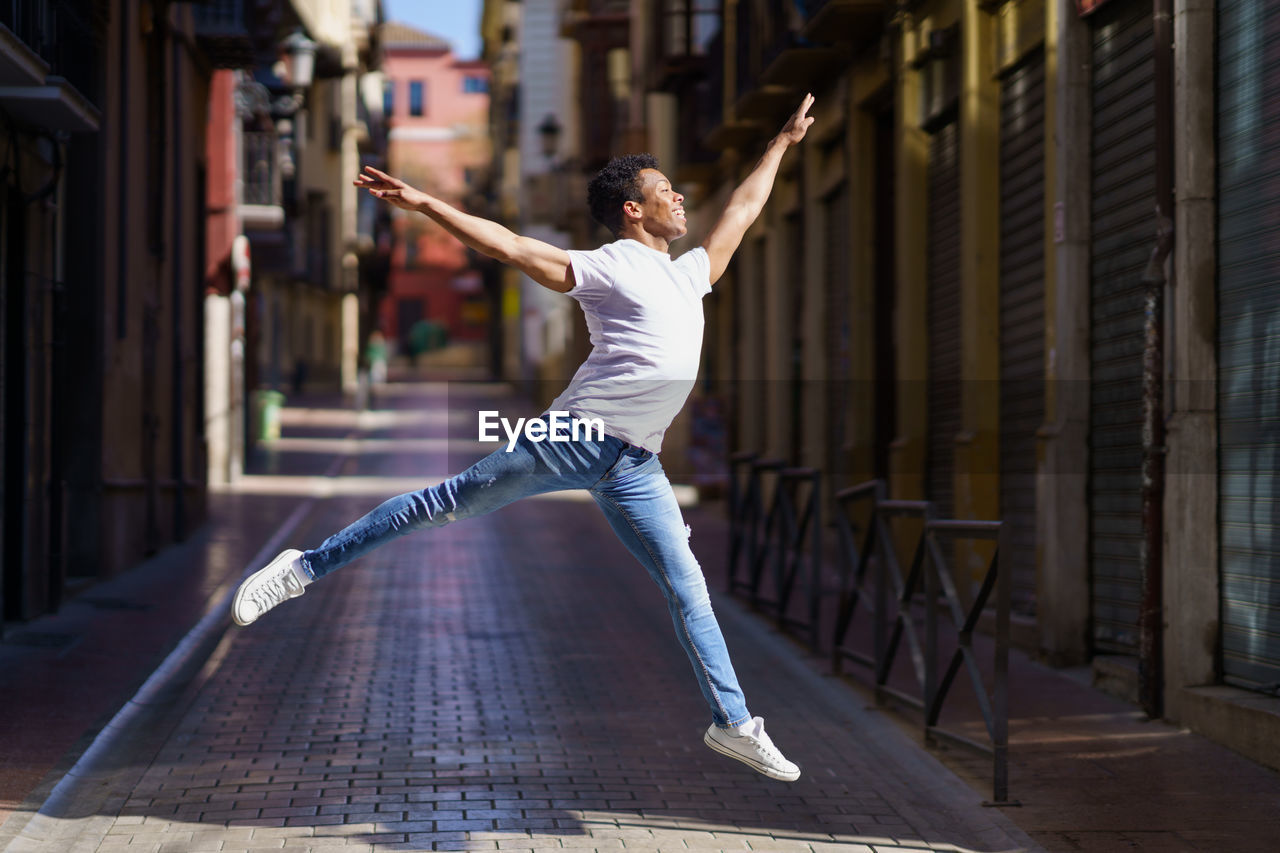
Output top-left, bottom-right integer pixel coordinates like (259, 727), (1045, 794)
(0, 0), (101, 130)
(648, 0), (721, 92)
(240, 130), (284, 229)
(798, 0), (886, 48)
(193, 0), (256, 69)
(561, 0), (629, 37)
(663, 28), (720, 186)
(0, 17), (46, 87)
(734, 0), (851, 122)
(699, 27), (765, 152)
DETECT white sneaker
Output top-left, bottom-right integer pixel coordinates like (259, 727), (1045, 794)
(704, 716), (801, 782)
(232, 549), (310, 626)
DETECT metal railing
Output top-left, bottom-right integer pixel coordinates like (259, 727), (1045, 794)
(653, 0), (721, 62)
(0, 0), (100, 105)
(242, 131), (280, 207)
(727, 452), (823, 651)
(832, 479), (1013, 804)
(192, 0), (245, 32)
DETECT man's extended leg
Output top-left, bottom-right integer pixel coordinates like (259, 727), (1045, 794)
(589, 448), (800, 781)
(233, 421), (627, 625)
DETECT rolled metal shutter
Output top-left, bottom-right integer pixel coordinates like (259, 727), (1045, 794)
(1089, 0), (1154, 656)
(873, 108), (897, 483)
(927, 120), (961, 519)
(825, 183), (852, 486)
(1218, 0), (1280, 690)
(999, 48), (1046, 619)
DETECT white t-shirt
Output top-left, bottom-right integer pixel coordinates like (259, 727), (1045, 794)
(549, 239), (713, 452)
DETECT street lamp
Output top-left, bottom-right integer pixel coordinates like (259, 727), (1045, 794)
(276, 29), (317, 188)
(233, 28), (318, 119)
(281, 29), (317, 90)
(537, 113), (562, 165)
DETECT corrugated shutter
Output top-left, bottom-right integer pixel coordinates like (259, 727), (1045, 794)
(1089, 0), (1154, 656)
(874, 108), (897, 483)
(786, 211), (804, 463)
(927, 120), (961, 519)
(999, 48), (1046, 619)
(2, 192), (23, 621)
(1218, 0), (1280, 690)
(825, 183), (852, 486)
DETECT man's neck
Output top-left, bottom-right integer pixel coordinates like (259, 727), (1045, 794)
(617, 228), (670, 255)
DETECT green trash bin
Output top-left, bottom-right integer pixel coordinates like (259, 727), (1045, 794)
(254, 390), (286, 441)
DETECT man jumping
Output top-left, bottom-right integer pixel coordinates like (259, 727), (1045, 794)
(232, 94), (816, 782)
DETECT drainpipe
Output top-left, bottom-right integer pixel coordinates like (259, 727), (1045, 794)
(171, 31), (186, 540)
(116, 1), (128, 341)
(1140, 0), (1175, 720)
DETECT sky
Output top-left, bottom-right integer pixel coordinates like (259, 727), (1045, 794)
(383, 0), (484, 60)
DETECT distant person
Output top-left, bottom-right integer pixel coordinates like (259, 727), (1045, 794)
(366, 330), (388, 387)
(232, 95), (818, 782)
(290, 357), (307, 395)
(407, 319), (431, 366)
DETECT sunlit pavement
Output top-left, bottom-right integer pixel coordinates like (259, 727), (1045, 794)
(0, 381), (1038, 853)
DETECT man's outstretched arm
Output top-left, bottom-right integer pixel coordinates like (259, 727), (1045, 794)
(355, 166), (574, 292)
(701, 94), (815, 286)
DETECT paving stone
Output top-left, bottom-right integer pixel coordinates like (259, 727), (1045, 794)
(157, 839), (226, 853)
(94, 841), (149, 852)
(124, 831), (194, 846)
(435, 820), (501, 832)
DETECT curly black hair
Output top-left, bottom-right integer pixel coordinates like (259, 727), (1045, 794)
(586, 153), (660, 236)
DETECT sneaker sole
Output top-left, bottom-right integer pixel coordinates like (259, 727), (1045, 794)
(703, 729), (801, 782)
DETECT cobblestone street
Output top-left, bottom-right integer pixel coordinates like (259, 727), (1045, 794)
(0, 383), (1036, 853)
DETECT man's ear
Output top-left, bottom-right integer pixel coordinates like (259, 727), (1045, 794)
(622, 200), (642, 221)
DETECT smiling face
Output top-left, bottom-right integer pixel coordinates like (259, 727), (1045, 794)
(628, 169), (687, 241)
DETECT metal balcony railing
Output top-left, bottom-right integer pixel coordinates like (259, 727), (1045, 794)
(732, 0), (853, 116)
(657, 0), (720, 59)
(675, 70), (720, 173)
(650, 0), (720, 91)
(192, 0), (244, 33)
(242, 130), (280, 208)
(735, 0), (788, 102)
(0, 0), (100, 105)
(193, 0), (255, 68)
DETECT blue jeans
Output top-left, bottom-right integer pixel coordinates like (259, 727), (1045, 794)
(300, 420), (751, 729)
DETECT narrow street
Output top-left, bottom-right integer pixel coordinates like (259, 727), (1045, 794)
(1, 382), (1035, 853)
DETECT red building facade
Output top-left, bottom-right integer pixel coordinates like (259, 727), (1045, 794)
(380, 22), (491, 355)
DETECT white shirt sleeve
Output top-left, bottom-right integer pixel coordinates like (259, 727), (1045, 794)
(566, 247), (617, 307)
(675, 247), (712, 298)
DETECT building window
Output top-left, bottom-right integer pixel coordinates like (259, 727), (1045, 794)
(409, 80), (425, 116)
(463, 75), (488, 94)
(383, 79), (394, 116)
(661, 0), (721, 59)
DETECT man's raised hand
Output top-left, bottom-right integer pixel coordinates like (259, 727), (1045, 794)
(353, 165), (429, 212)
(778, 93), (815, 146)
